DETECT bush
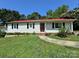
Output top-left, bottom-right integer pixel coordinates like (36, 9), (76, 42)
(0, 29), (6, 38)
(56, 27), (67, 38)
(45, 33), (51, 36)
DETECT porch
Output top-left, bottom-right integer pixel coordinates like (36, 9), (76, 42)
(40, 22), (73, 33)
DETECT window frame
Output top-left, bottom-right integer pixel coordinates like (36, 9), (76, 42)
(55, 23), (61, 29)
(12, 23), (18, 29)
(30, 23), (32, 28)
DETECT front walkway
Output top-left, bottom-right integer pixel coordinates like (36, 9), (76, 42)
(38, 35), (79, 48)
(5, 35), (18, 37)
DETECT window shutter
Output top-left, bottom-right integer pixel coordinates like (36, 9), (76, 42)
(17, 24), (18, 29)
(27, 23), (29, 29)
(33, 23), (35, 29)
(63, 23), (65, 28)
(12, 24), (13, 29)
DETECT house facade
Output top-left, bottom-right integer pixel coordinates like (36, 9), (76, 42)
(5, 19), (76, 33)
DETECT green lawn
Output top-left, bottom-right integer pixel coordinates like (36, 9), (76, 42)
(48, 34), (79, 41)
(0, 35), (79, 58)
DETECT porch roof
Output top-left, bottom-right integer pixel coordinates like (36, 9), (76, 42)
(7, 18), (76, 23)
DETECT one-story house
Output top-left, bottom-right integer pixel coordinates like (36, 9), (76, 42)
(5, 18), (76, 33)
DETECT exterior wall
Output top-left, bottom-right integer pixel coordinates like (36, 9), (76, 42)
(45, 22), (59, 33)
(71, 22), (73, 32)
(6, 22), (73, 33)
(6, 22), (40, 33)
(65, 22), (73, 32)
(45, 22), (73, 33)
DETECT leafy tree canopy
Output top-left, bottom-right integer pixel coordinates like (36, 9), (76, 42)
(0, 8), (23, 21)
(47, 10), (53, 18)
(61, 7), (79, 19)
(27, 12), (41, 20)
(46, 5), (69, 18)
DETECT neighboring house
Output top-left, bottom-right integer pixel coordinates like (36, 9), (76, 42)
(5, 19), (76, 33)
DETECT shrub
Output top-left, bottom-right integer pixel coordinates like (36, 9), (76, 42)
(56, 27), (67, 38)
(45, 33), (51, 36)
(0, 29), (6, 38)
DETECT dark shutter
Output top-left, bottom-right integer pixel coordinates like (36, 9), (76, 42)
(52, 23), (54, 28)
(33, 23), (35, 29)
(27, 23), (29, 29)
(63, 23), (65, 28)
(12, 24), (13, 29)
(17, 24), (18, 29)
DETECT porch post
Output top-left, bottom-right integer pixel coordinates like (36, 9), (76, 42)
(71, 22), (73, 32)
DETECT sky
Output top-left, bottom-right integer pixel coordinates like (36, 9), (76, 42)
(0, 0), (78, 16)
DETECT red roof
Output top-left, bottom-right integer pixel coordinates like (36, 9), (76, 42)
(10, 18), (76, 23)
(12, 18), (65, 23)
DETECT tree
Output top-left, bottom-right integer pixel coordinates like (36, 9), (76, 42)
(73, 8), (79, 19)
(27, 14), (32, 19)
(0, 8), (21, 21)
(20, 14), (26, 19)
(52, 5), (69, 18)
(31, 12), (41, 19)
(27, 12), (41, 20)
(60, 10), (75, 19)
(73, 8), (79, 30)
(61, 7), (79, 19)
(41, 16), (47, 19)
(46, 10), (53, 18)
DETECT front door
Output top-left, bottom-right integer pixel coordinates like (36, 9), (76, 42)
(40, 23), (45, 32)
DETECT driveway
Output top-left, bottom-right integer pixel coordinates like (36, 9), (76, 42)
(38, 35), (79, 48)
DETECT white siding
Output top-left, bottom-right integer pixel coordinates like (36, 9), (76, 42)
(6, 22), (40, 33)
(6, 22), (73, 33)
(45, 22), (73, 33)
(45, 22), (59, 33)
(71, 22), (73, 32)
(65, 22), (73, 32)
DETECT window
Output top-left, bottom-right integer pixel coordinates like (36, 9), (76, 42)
(30, 23), (32, 27)
(14, 24), (17, 28)
(33, 23), (35, 29)
(27, 23), (35, 29)
(55, 23), (61, 28)
(12, 24), (13, 29)
(12, 23), (18, 29)
(52, 23), (54, 28)
(27, 23), (29, 29)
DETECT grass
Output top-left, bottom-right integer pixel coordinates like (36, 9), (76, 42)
(0, 35), (79, 58)
(48, 34), (79, 41)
